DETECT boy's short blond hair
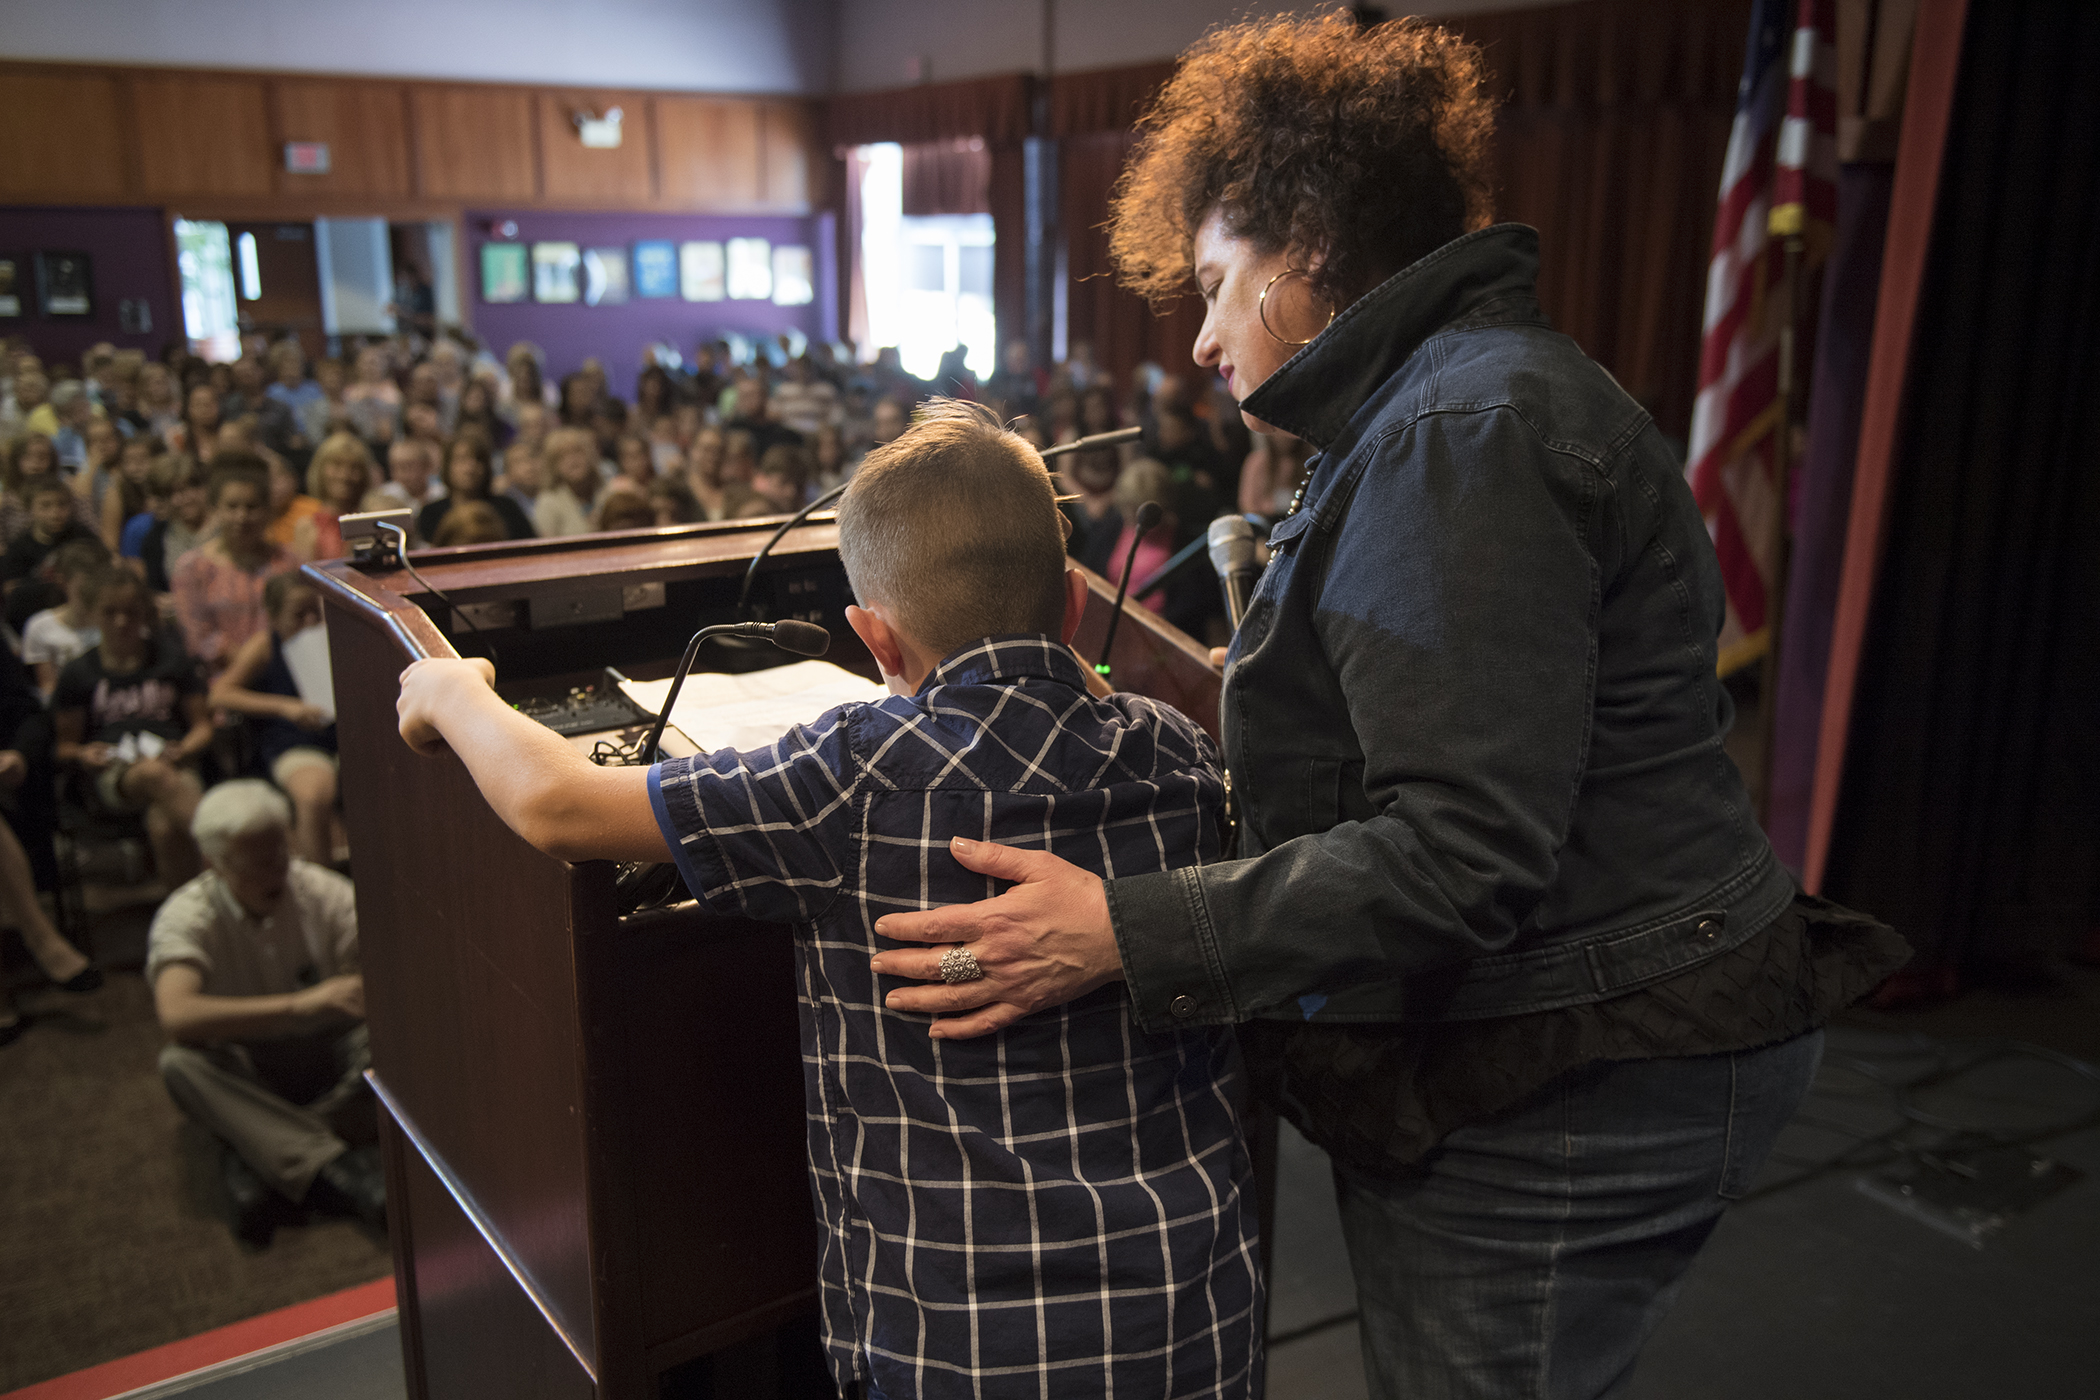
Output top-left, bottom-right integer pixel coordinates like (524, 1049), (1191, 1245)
(837, 399), (1069, 660)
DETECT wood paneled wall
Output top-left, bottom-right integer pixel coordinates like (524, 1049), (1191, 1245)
(0, 61), (818, 216)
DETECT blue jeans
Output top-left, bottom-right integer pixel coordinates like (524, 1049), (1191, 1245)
(1332, 1030), (1824, 1400)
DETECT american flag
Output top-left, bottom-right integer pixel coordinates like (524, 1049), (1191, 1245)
(1688, 0), (1839, 674)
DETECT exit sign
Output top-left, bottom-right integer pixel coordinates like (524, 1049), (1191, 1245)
(284, 142), (331, 174)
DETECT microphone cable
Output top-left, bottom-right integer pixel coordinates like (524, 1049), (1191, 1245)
(376, 520), (497, 670)
(1094, 501), (1163, 684)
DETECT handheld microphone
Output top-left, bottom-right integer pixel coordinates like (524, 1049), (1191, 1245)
(1095, 501), (1163, 682)
(1207, 515), (1261, 629)
(639, 619), (831, 764)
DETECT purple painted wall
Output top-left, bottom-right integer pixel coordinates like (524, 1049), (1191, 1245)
(465, 209), (838, 403)
(0, 206), (178, 369)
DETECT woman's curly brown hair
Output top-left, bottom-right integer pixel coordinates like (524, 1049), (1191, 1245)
(1109, 12), (1497, 309)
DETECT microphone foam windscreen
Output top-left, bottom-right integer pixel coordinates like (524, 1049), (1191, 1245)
(769, 619), (832, 657)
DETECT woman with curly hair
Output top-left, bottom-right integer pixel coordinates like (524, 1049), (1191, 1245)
(870, 13), (1906, 1397)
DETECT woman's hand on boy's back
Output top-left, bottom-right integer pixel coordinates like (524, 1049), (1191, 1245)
(396, 656), (496, 755)
(872, 837), (1123, 1039)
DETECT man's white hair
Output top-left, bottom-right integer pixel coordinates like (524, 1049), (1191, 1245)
(191, 780), (293, 863)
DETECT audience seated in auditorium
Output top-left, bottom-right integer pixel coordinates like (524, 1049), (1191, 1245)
(55, 568), (209, 886)
(45, 381), (98, 472)
(3, 479), (100, 630)
(682, 424), (731, 520)
(498, 342), (553, 424)
(2, 433), (97, 548)
(209, 576), (341, 867)
(420, 434), (535, 543)
(77, 417), (127, 542)
(262, 453), (326, 561)
(648, 474), (701, 526)
(341, 346), (400, 446)
(723, 374), (802, 457)
(140, 455), (209, 594)
(136, 362), (183, 442)
(373, 438), (442, 528)
(612, 432), (655, 491)
(23, 538), (112, 695)
(149, 780), (381, 1246)
(0, 805), (101, 1048)
(11, 366), (52, 437)
(453, 377), (506, 449)
(169, 383), (226, 464)
(749, 443), (812, 515)
(430, 499), (508, 547)
(171, 457), (298, 679)
(594, 483), (656, 532)
(533, 427), (607, 538)
(770, 354), (840, 438)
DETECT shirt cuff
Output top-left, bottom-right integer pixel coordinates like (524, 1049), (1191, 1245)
(1106, 866), (1237, 1033)
(646, 761), (725, 911)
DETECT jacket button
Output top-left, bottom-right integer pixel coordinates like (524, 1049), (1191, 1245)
(1170, 994), (1197, 1019)
(1697, 919), (1721, 939)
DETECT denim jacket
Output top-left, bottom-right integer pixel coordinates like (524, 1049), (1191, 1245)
(1106, 224), (1796, 1033)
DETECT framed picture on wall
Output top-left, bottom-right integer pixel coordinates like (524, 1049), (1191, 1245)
(726, 238), (772, 301)
(35, 251), (93, 317)
(771, 246), (814, 306)
(583, 247), (630, 306)
(532, 242), (581, 303)
(480, 243), (528, 304)
(0, 259), (19, 318)
(633, 241), (677, 299)
(679, 241), (724, 301)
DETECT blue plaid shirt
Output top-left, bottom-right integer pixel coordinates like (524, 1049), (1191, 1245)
(649, 636), (1261, 1399)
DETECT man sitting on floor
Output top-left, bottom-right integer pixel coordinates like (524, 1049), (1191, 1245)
(147, 780), (384, 1246)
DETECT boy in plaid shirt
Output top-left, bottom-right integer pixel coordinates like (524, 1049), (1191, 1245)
(398, 400), (1261, 1398)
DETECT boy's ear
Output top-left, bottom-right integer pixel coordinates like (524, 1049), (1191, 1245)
(1058, 566), (1091, 646)
(846, 603), (906, 679)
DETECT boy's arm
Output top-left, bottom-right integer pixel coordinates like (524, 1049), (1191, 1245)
(397, 657), (671, 864)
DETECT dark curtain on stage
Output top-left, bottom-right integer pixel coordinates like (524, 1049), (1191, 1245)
(824, 75), (1032, 356)
(1822, 1), (2100, 971)
(1458, 0), (1749, 443)
(1054, 66), (1201, 402)
(1767, 162), (1895, 871)
(1049, 0), (1749, 437)
(1059, 128), (1204, 401)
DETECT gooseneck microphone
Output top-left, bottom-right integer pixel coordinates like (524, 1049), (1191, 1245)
(737, 481), (850, 619)
(1041, 426), (1143, 459)
(1094, 501), (1164, 683)
(1207, 515), (1261, 629)
(639, 619), (831, 764)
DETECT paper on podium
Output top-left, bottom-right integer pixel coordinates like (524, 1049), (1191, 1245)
(280, 624), (336, 721)
(618, 660), (888, 757)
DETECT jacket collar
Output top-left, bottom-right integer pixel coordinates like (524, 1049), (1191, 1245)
(1240, 223), (1547, 449)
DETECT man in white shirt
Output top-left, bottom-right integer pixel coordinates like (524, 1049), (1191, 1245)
(149, 781), (381, 1246)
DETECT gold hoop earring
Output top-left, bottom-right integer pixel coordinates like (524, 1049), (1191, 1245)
(1259, 269), (1335, 347)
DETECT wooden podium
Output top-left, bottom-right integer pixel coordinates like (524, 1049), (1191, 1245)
(310, 517), (1222, 1400)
